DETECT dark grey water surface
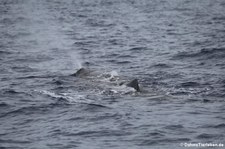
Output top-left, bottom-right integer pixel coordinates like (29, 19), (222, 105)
(1, 0), (225, 148)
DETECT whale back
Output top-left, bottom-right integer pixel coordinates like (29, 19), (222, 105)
(71, 68), (89, 77)
(72, 68), (141, 92)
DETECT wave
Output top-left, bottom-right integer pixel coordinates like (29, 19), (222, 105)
(16, 74), (57, 79)
(151, 63), (172, 68)
(0, 99), (75, 119)
(1, 89), (20, 94)
(11, 66), (37, 73)
(196, 133), (223, 139)
(0, 102), (9, 107)
(0, 139), (30, 144)
(0, 105), (47, 118)
(213, 123), (225, 128)
(203, 123), (225, 129)
(129, 47), (148, 52)
(63, 129), (130, 138)
(206, 90), (225, 98)
(169, 87), (212, 96)
(1, 89), (32, 97)
(116, 60), (132, 64)
(0, 50), (12, 55)
(179, 81), (201, 87)
(37, 90), (109, 108)
(172, 47), (225, 60)
(140, 137), (191, 146)
(164, 124), (184, 130)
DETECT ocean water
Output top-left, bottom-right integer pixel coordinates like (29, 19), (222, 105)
(0, 0), (225, 148)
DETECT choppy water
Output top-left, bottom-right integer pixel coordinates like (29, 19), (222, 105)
(1, 0), (225, 148)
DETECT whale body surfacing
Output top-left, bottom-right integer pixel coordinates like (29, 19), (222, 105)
(71, 68), (90, 77)
(72, 68), (141, 92)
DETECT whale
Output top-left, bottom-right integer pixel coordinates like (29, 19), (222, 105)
(71, 68), (141, 92)
(71, 68), (90, 77)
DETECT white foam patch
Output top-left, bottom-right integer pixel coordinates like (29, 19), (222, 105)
(36, 90), (94, 104)
(99, 84), (137, 95)
(110, 70), (119, 77)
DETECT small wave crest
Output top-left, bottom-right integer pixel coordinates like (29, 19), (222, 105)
(151, 63), (172, 69)
(196, 133), (224, 139)
(1, 89), (32, 98)
(203, 123), (225, 129)
(179, 81), (201, 88)
(172, 47), (225, 60)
